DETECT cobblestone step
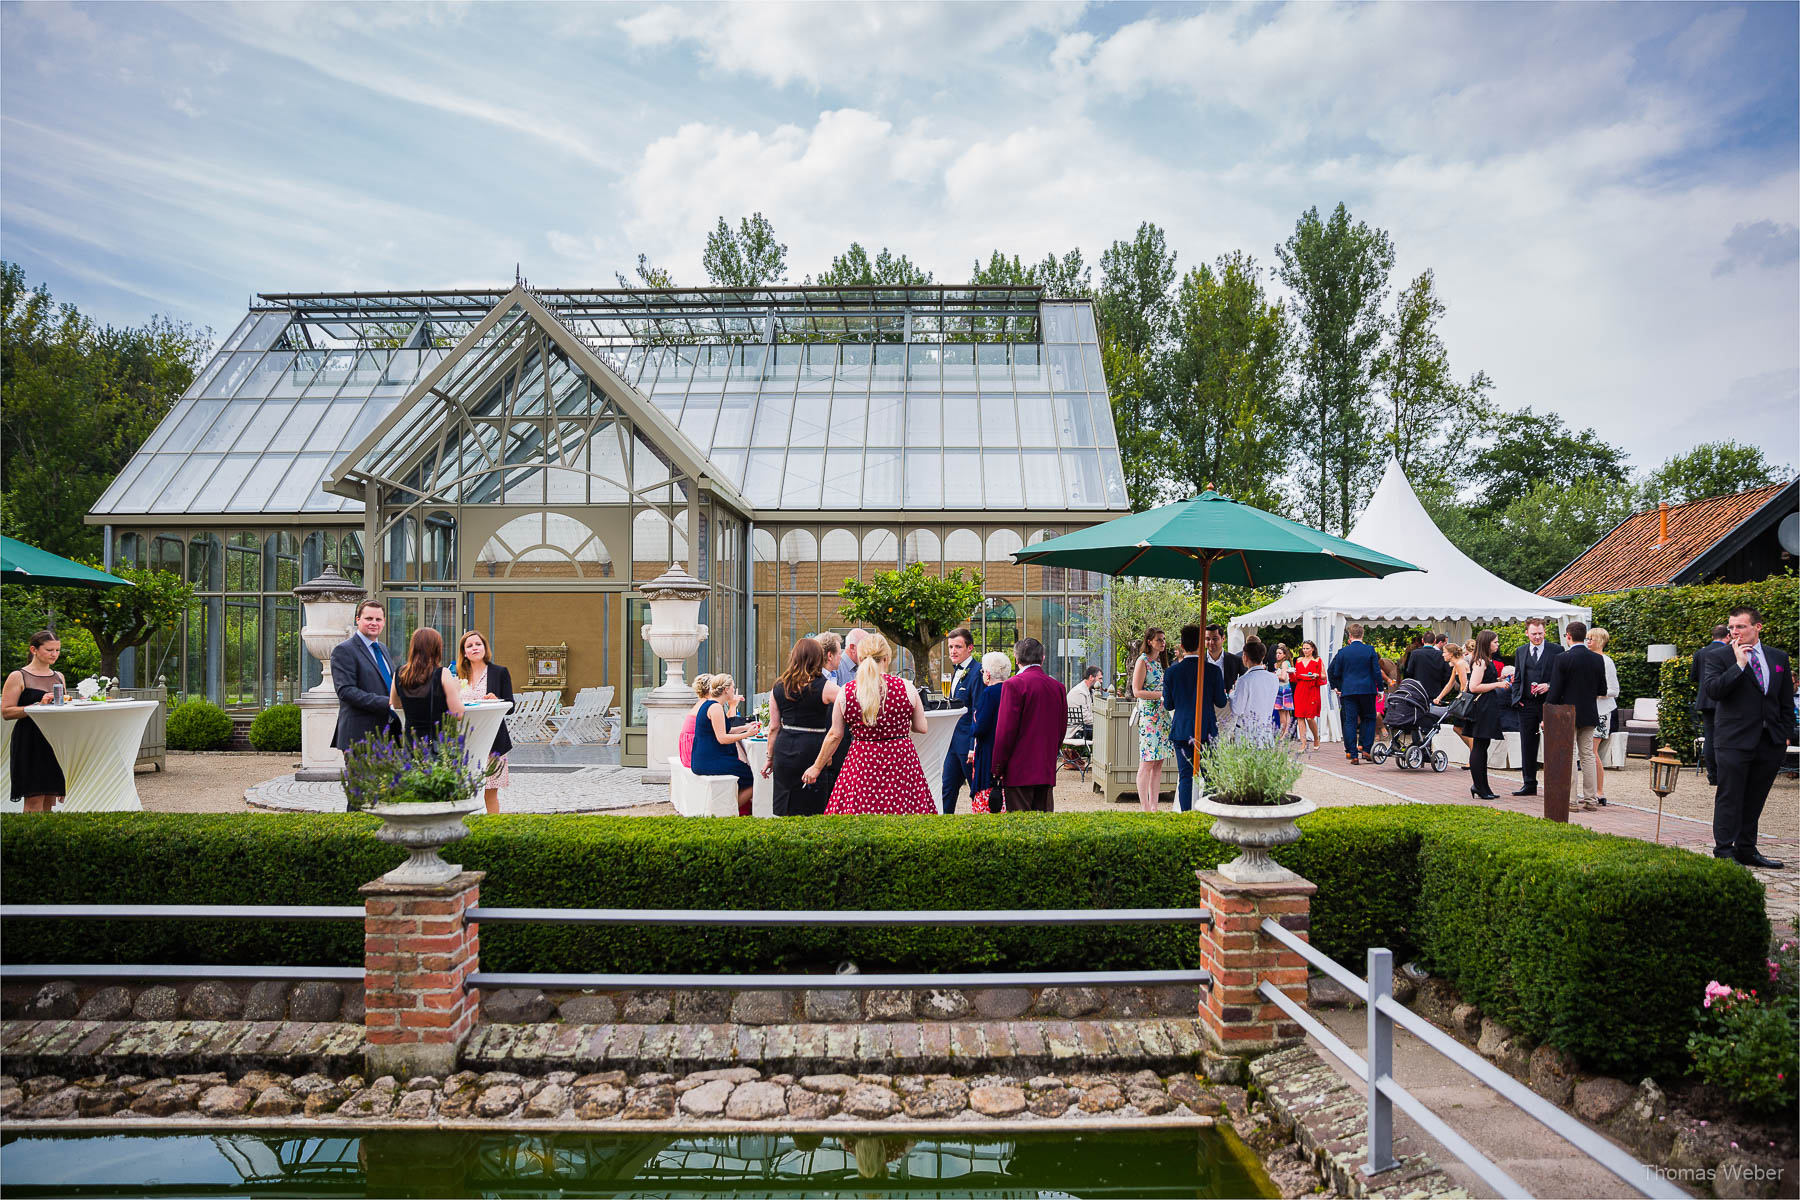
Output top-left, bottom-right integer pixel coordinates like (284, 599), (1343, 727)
(0, 1019), (363, 1080)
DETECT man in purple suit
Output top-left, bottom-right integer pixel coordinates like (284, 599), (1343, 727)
(992, 637), (1067, 812)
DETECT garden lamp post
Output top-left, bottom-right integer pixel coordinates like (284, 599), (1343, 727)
(1648, 745), (1683, 843)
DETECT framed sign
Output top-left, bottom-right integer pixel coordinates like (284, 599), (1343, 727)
(525, 642), (568, 689)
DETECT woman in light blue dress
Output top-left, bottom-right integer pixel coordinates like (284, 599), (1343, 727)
(1132, 629), (1174, 811)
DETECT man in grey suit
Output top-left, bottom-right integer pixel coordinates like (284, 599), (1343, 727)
(330, 599), (401, 751)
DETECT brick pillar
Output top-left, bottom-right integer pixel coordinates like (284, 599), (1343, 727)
(1196, 870), (1315, 1054)
(361, 870), (483, 1079)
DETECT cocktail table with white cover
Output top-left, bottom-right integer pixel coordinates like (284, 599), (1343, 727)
(23, 700), (157, 812)
(457, 700), (513, 780)
(743, 706), (965, 816)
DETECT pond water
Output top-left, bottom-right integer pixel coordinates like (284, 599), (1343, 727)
(0, 1127), (1274, 1198)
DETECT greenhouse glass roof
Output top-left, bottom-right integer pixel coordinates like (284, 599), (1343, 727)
(91, 285), (1129, 518)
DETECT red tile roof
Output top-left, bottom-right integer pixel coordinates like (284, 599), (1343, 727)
(1539, 482), (1792, 599)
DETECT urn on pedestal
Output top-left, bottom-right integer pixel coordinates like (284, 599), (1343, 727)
(292, 566), (366, 782)
(637, 563), (710, 784)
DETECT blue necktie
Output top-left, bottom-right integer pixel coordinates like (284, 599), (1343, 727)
(370, 641), (393, 691)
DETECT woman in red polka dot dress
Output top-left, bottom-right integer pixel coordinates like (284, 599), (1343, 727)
(805, 633), (934, 815)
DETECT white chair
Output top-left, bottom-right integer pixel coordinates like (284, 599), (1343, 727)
(669, 758), (739, 817)
(505, 691), (556, 743)
(549, 686), (615, 745)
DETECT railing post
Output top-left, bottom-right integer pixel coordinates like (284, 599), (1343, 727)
(1362, 947), (1400, 1177)
(361, 870), (484, 1080)
(1196, 871), (1315, 1053)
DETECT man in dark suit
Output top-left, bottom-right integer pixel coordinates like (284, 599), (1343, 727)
(1508, 617), (1563, 796)
(330, 599), (401, 752)
(1691, 625), (1734, 786)
(992, 637), (1068, 812)
(940, 627), (980, 814)
(1163, 625), (1224, 812)
(1403, 638), (1451, 703)
(1327, 623), (1384, 764)
(1704, 605), (1795, 869)
(1546, 620), (1608, 811)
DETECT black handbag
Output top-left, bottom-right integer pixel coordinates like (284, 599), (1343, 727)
(1443, 691), (1477, 723)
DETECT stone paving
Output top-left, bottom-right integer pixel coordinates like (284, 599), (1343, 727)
(246, 765), (657, 814)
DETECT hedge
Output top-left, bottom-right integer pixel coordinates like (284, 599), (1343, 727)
(0, 807), (1766, 1075)
(166, 699), (233, 751)
(1658, 658), (1701, 765)
(248, 704), (302, 753)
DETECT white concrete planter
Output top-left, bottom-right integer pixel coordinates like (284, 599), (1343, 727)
(371, 797), (482, 885)
(1193, 793), (1317, 884)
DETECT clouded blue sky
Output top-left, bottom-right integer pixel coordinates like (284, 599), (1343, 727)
(3, 1), (1796, 471)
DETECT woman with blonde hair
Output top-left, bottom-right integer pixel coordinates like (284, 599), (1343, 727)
(690, 673), (761, 815)
(805, 632), (933, 814)
(455, 630), (514, 814)
(678, 674), (712, 769)
(1587, 627), (1621, 806)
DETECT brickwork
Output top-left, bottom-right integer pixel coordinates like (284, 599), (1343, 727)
(1195, 870), (1314, 1054)
(360, 870), (483, 1078)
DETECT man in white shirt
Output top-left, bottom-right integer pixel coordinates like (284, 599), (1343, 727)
(1065, 666), (1101, 728)
(1231, 639), (1279, 736)
(1204, 624), (1241, 728)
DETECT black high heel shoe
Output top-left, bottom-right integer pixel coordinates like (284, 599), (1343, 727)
(1470, 787), (1499, 800)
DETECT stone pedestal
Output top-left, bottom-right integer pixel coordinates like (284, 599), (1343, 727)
(361, 869), (483, 1080)
(1196, 870), (1315, 1055)
(293, 567), (365, 782)
(637, 563), (711, 786)
(642, 689), (694, 786)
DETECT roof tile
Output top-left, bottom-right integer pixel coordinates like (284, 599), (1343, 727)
(1539, 483), (1791, 598)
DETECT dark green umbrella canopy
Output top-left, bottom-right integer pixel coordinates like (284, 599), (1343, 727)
(1013, 491), (1419, 584)
(0, 536), (133, 590)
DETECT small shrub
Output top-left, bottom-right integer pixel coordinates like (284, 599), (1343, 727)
(1687, 935), (1798, 1113)
(165, 699), (233, 751)
(247, 704), (301, 752)
(1198, 724), (1303, 805)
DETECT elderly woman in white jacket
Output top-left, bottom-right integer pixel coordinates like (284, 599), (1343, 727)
(1587, 627), (1621, 806)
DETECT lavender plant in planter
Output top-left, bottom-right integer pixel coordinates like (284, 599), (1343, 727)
(344, 723), (497, 885)
(1192, 724), (1314, 883)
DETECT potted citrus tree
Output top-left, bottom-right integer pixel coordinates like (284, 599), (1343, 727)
(1192, 724), (1313, 883)
(344, 723), (497, 885)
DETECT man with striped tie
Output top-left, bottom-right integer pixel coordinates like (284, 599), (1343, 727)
(1704, 605), (1795, 870)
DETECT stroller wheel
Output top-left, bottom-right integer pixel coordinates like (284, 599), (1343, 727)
(1405, 745), (1426, 769)
(1432, 750), (1449, 773)
(1369, 743), (1390, 764)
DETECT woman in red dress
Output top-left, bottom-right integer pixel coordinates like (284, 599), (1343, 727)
(1291, 639), (1325, 753)
(805, 633), (934, 815)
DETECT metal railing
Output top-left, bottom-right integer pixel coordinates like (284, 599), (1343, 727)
(1257, 917), (1682, 1200)
(464, 905), (1212, 993)
(0, 904), (363, 982)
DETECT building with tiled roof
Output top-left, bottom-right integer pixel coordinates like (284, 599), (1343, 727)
(1539, 480), (1798, 600)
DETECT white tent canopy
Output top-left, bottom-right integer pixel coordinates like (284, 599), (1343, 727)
(1229, 460), (1590, 740)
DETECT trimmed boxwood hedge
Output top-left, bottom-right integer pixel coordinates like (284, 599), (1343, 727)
(0, 807), (1766, 1075)
(248, 704), (302, 753)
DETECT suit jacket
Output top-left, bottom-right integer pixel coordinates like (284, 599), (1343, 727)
(968, 681), (1005, 794)
(1510, 641), (1563, 708)
(992, 665), (1067, 787)
(1704, 643), (1796, 754)
(481, 663), (515, 757)
(1404, 647), (1451, 701)
(330, 634), (400, 750)
(1327, 641), (1384, 696)
(1207, 651), (1242, 696)
(1545, 643), (1607, 728)
(1691, 641), (1734, 714)
(945, 656), (982, 756)
(1162, 655), (1224, 745)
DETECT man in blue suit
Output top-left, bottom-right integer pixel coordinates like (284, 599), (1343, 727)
(330, 599), (401, 752)
(1163, 625), (1223, 812)
(940, 627), (980, 814)
(1327, 623), (1384, 765)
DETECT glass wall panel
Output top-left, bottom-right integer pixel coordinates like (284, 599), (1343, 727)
(1022, 450), (1064, 507)
(781, 450), (823, 508)
(866, 395), (902, 444)
(942, 450), (982, 507)
(902, 529), (940, 569)
(873, 345), (905, 386)
(942, 344), (975, 386)
(789, 392), (830, 446)
(713, 394), (754, 446)
(863, 450), (901, 507)
(750, 392), (793, 446)
(1042, 304), (1078, 342)
(942, 394), (979, 445)
(903, 451), (941, 508)
(983, 451), (1024, 508)
(1046, 344), (1084, 391)
(743, 450), (784, 506)
(819, 450), (861, 507)
(778, 530), (818, 592)
(976, 343), (1010, 387)
(1063, 449), (1104, 506)
(862, 528), (898, 571)
(906, 395), (940, 446)
(1055, 393), (1095, 447)
(820, 528), (858, 585)
(1014, 344), (1048, 390)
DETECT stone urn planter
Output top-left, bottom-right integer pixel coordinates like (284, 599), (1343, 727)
(370, 797), (483, 885)
(1194, 793), (1317, 884)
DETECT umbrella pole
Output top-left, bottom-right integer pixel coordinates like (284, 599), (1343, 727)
(1196, 556), (1212, 781)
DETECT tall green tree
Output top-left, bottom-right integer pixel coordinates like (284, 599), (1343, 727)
(971, 250), (1030, 285)
(1373, 269), (1492, 494)
(1101, 333), (1165, 510)
(1097, 224), (1180, 510)
(1098, 222), (1177, 358)
(1274, 203), (1394, 535)
(0, 263), (209, 560)
(1166, 252), (1296, 510)
(55, 565), (194, 677)
(1465, 407), (1630, 521)
(811, 243), (933, 286)
(614, 253), (674, 289)
(1428, 476), (1641, 591)
(1642, 441), (1791, 505)
(701, 212), (788, 287)
(969, 247), (1093, 295)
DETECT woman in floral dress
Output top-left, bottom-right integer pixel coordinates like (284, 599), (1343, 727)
(805, 633), (934, 815)
(1132, 628), (1173, 812)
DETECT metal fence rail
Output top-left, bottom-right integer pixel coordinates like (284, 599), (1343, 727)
(469, 968), (1208, 990)
(0, 904), (364, 985)
(1256, 917), (1683, 1200)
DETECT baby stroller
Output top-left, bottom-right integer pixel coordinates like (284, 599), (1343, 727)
(1369, 678), (1449, 771)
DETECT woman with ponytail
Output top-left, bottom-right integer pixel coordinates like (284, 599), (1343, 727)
(805, 632), (933, 814)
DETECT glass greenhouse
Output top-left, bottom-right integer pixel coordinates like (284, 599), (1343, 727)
(90, 284), (1129, 765)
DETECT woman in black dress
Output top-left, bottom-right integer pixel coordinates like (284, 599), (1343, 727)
(3, 631), (66, 812)
(1460, 629), (1509, 801)
(456, 630), (513, 815)
(765, 637), (843, 816)
(390, 627), (464, 745)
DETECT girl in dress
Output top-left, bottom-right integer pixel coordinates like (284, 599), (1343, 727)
(391, 627), (464, 743)
(1272, 643), (1297, 739)
(1290, 640), (1325, 753)
(456, 631), (514, 815)
(680, 675), (712, 769)
(1131, 628), (1173, 812)
(806, 633), (933, 815)
(691, 674), (761, 816)
(3, 631), (66, 812)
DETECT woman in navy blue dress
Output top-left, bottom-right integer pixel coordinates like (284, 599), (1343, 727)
(964, 652), (1012, 813)
(691, 674), (761, 816)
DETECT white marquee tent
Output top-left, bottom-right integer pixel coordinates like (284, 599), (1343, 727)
(1229, 459), (1591, 740)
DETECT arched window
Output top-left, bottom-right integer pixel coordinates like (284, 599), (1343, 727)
(477, 512), (614, 579)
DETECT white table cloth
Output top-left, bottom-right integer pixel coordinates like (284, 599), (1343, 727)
(458, 700), (513, 782)
(19, 700), (156, 812)
(743, 707), (965, 816)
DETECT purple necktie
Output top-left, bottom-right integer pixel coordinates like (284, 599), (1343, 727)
(1749, 648), (1766, 693)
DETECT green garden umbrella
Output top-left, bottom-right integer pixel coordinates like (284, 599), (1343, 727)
(1013, 491), (1419, 752)
(0, 536), (133, 590)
